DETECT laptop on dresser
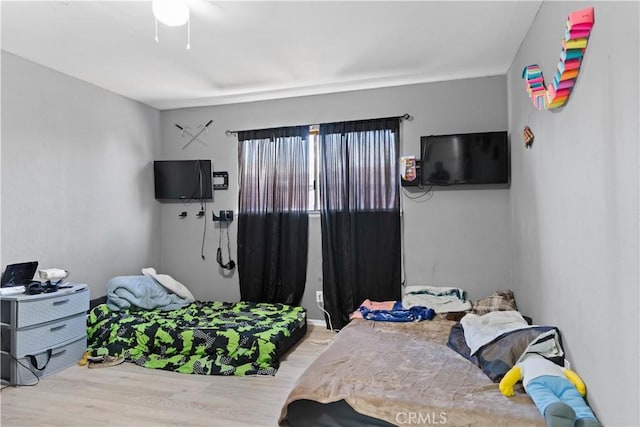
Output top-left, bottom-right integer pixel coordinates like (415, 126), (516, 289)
(1, 261), (38, 290)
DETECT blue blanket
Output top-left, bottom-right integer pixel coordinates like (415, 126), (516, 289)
(359, 301), (435, 322)
(106, 275), (193, 311)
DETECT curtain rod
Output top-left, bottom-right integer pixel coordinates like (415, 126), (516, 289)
(225, 113), (412, 137)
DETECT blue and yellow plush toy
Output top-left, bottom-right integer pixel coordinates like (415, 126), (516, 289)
(499, 353), (601, 427)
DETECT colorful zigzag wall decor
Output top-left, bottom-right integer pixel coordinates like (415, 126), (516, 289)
(523, 7), (595, 111)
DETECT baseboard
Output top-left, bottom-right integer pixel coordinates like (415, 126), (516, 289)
(307, 318), (327, 327)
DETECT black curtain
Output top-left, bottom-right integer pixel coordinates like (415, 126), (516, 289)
(319, 118), (402, 329)
(237, 126), (309, 305)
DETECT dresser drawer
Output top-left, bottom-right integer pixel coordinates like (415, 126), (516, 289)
(15, 289), (89, 328)
(9, 313), (86, 357)
(6, 336), (87, 386)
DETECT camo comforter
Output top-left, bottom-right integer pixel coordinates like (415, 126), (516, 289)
(86, 301), (306, 376)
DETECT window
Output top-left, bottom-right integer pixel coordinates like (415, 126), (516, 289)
(254, 121), (398, 213)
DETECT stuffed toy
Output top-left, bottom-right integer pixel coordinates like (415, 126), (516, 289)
(499, 353), (601, 427)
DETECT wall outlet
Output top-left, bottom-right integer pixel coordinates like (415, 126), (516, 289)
(212, 210), (234, 222)
(315, 291), (323, 304)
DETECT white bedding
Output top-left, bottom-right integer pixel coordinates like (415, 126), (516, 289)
(460, 310), (531, 355)
(141, 267), (195, 300)
(402, 285), (472, 313)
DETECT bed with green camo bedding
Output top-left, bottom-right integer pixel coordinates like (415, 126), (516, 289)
(86, 301), (307, 376)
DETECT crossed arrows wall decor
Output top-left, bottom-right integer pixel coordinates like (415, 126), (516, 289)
(175, 119), (213, 149)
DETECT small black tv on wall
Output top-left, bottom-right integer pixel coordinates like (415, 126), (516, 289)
(420, 131), (509, 188)
(154, 159), (213, 201)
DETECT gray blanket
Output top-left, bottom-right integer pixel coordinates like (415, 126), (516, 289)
(106, 275), (193, 311)
(447, 322), (564, 382)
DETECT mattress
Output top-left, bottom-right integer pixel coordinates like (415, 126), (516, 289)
(280, 318), (545, 426)
(87, 301), (307, 376)
(287, 399), (394, 427)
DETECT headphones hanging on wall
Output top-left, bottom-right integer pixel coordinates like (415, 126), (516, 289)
(217, 224), (236, 271)
(216, 247), (236, 270)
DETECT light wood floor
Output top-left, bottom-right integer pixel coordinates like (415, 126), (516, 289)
(1, 323), (335, 427)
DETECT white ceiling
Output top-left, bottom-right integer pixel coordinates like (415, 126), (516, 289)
(1, 1), (542, 110)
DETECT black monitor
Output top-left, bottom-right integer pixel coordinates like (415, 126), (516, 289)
(153, 160), (213, 201)
(420, 131), (509, 187)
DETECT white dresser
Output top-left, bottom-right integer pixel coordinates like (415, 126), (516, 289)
(0, 284), (89, 386)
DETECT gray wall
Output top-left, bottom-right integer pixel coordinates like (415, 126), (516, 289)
(3, 5), (637, 422)
(1, 52), (162, 297)
(507, 2), (639, 425)
(158, 76), (511, 320)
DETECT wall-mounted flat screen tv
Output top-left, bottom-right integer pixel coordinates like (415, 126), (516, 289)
(154, 159), (213, 201)
(420, 131), (509, 187)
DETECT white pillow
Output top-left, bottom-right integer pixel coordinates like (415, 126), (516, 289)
(141, 267), (195, 301)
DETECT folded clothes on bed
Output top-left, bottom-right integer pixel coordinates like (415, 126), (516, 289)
(402, 285), (472, 313)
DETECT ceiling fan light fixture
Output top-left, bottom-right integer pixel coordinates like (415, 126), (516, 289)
(152, 0), (189, 27)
